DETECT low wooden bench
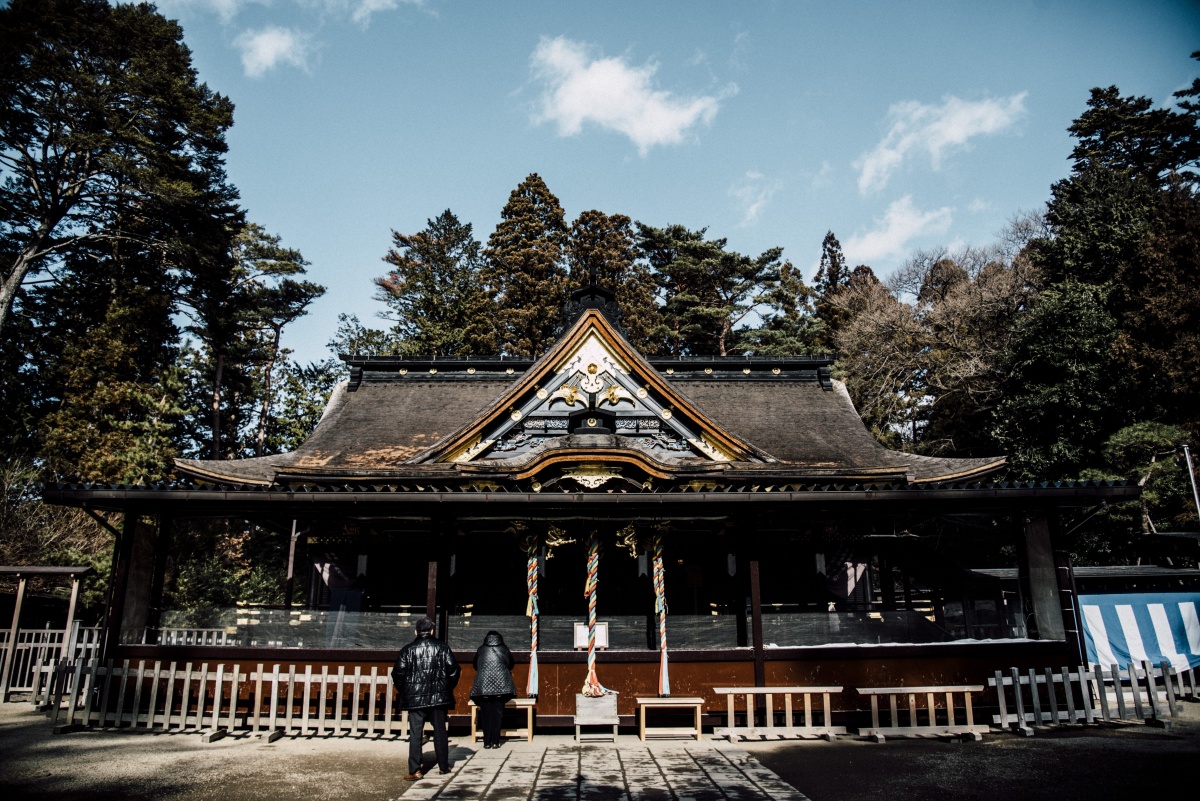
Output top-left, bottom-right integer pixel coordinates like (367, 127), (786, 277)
(468, 697), (536, 742)
(636, 696), (704, 741)
(856, 685), (988, 742)
(713, 686), (847, 741)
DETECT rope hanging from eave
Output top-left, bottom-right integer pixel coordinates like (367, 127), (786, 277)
(523, 533), (539, 697)
(582, 529), (612, 697)
(651, 532), (670, 696)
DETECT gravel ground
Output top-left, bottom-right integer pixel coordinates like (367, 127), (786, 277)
(1, 701), (1197, 801)
(745, 701), (1200, 801)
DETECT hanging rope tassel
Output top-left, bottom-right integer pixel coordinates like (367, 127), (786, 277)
(582, 530), (612, 697)
(652, 533), (670, 696)
(524, 534), (539, 697)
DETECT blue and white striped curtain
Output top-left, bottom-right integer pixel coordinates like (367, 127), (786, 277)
(1079, 592), (1200, 671)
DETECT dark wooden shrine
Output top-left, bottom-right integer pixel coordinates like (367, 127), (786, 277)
(43, 290), (1137, 726)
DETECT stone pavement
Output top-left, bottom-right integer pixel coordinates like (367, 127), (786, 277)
(402, 740), (810, 801)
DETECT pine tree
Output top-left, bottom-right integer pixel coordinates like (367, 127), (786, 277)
(36, 235), (185, 482)
(740, 260), (819, 355)
(376, 210), (494, 356)
(181, 224), (322, 460)
(812, 231), (851, 349)
(0, 0), (240, 332)
(637, 224), (786, 356)
(566, 210), (661, 353)
(482, 174), (569, 357)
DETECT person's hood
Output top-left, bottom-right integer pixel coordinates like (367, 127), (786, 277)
(483, 632), (504, 646)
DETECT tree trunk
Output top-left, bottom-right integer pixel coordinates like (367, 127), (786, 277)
(211, 353), (224, 460)
(0, 224), (56, 332)
(256, 326), (282, 457)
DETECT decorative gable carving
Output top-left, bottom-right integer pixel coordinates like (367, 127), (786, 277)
(422, 311), (769, 472)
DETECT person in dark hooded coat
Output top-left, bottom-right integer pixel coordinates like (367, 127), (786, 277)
(470, 630), (515, 748)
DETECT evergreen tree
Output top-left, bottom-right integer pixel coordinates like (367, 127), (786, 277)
(266, 358), (344, 454)
(375, 210), (494, 356)
(991, 282), (1126, 479)
(0, 0), (240, 332)
(482, 174), (569, 357)
(181, 224), (322, 460)
(566, 209), (660, 353)
(739, 260), (820, 355)
(637, 224), (787, 356)
(812, 231), (851, 348)
(326, 312), (399, 358)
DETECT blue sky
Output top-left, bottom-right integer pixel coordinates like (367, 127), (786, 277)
(155, 0), (1200, 365)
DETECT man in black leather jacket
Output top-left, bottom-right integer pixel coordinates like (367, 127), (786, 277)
(391, 617), (460, 780)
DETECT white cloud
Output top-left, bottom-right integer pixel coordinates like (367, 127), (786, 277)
(730, 171), (780, 227)
(811, 160), (834, 189)
(156, 0), (254, 23)
(855, 93), (1027, 194)
(351, 0), (398, 24)
(235, 27), (315, 78)
(530, 36), (734, 156)
(844, 196), (953, 263)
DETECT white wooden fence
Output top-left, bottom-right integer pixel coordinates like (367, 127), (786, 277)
(989, 661), (1194, 734)
(45, 659), (414, 740)
(712, 686), (847, 741)
(0, 625), (101, 698)
(855, 685), (989, 741)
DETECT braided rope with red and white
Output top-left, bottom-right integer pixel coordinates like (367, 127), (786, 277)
(582, 530), (611, 696)
(652, 533), (670, 696)
(524, 534), (539, 697)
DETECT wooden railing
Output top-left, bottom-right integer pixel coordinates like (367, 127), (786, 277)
(1, 625), (101, 699)
(856, 685), (988, 741)
(45, 659), (414, 740)
(989, 661), (1189, 734)
(713, 686), (846, 741)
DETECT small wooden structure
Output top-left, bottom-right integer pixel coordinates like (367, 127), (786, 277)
(574, 693), (619, 742)
(636, 696), (704, 741)
(714, 686), (846, 741)
(0, 566), (91, 701)
(469, 697), (536, 742)
(856, 684), (987, 741)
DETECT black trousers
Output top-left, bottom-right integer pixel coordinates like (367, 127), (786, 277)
(407, 706), (449, 774)
(476, 696), (506, 746)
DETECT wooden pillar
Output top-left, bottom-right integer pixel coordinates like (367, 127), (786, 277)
(119, 515), (158, 645)
(749, 560), (765, 689)
(62, 576), (81, 662)
(101, 510), (139, 662)
(425, 557), (438, 636)
(434, 517), (454, 645)
(1019, 515), (1065, 641)
(284, 519), (301, 610)
(1055, 548), (1084, 663)
(1, 576), (28, 700)
(146, 514), (172, 642)
(879, 556), (897, 611)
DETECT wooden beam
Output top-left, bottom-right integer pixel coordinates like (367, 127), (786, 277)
(0, 576), (28, 700)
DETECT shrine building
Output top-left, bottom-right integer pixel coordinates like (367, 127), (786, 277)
(43, 286), (1138, 726)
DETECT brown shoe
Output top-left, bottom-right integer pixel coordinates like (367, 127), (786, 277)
(404, 771), (423, 781)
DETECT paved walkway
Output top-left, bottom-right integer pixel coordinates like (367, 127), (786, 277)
(403, 742), (810, 801)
